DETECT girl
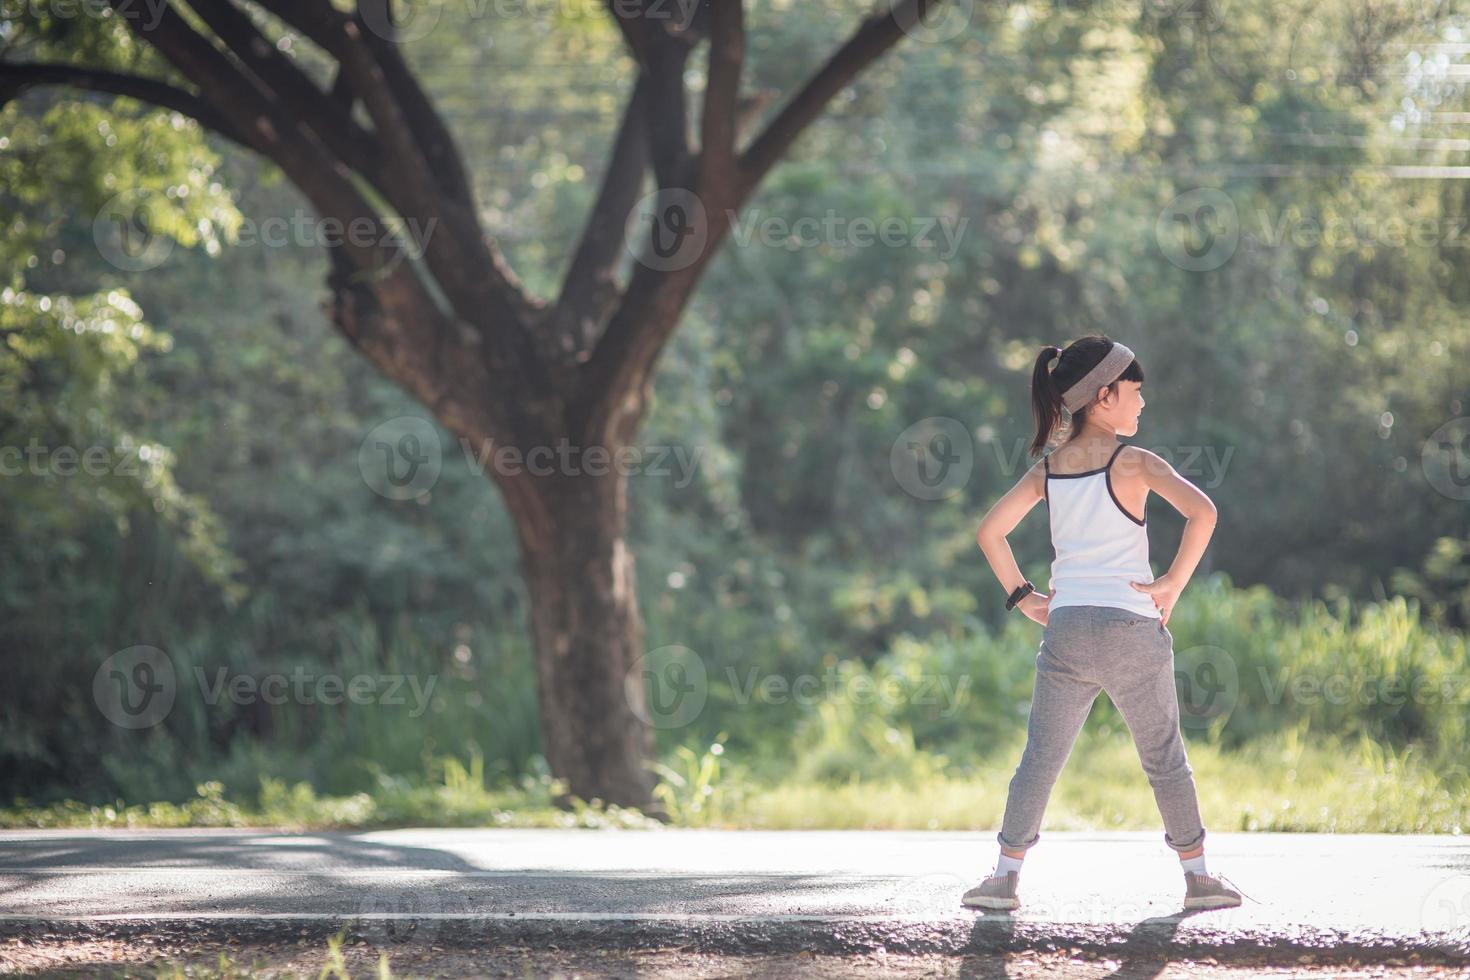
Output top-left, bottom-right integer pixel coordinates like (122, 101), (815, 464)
(961, 335), (1243, 912)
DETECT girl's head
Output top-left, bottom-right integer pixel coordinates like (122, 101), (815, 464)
(1028, 335), (1146, 457)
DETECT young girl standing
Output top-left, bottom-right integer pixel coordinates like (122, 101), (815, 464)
(962, 336), (1242, 912)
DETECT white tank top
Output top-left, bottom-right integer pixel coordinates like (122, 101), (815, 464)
(1044, 443), (1161, 619)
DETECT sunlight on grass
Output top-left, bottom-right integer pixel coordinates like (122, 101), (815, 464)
(731, 729), (1469, 834)
(6, 578), (1467, 837)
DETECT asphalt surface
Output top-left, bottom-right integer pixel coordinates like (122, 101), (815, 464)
(1, 829), (1468, 965)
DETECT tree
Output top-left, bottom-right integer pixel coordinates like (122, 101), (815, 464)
(0, 0), (949, 810)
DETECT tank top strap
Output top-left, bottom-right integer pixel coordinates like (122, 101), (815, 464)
(1105, 442), (1125, 471)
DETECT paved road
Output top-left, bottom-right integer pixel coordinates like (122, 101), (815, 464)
(1, 829), (1468, 964)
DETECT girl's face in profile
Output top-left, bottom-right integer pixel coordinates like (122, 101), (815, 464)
(1098, 380), (1144, 436)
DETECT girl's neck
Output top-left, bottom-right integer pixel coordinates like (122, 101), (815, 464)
(1052, 428), (1121, 467)
(1077, 417), (1121, 440)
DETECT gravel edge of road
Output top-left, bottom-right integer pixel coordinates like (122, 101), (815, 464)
(2, 917), (1468, 967)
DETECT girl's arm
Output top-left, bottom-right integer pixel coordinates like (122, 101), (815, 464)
(976, 461), (1050, 623)
(1129, 448), (1218, 624)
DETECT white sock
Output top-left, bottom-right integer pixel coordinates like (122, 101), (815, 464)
(995, 852), (1024, 876)
(1180, 854), (1207, 876)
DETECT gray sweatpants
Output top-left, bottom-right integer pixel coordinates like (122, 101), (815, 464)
(997, 604), (1207, 855)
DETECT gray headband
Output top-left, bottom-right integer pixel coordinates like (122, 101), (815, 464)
(1060, 341), (1135, 413)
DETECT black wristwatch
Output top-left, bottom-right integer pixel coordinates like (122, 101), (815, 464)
(1005, 581), (1035, 611)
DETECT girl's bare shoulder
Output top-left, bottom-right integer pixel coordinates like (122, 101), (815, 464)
(1117, 445), (1175, 482)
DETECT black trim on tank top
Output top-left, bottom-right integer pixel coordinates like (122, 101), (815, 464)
(1044, 443), (1124, 478)
(1044, 444), (1146, 526)
(1106, 472), (1147, 526)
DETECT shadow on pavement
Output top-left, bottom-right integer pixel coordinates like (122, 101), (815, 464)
(959, 906), (1201, 979)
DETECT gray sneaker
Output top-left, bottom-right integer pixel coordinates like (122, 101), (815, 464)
(1184, 870), (1244, 909)
(962, 870), (1020, 910)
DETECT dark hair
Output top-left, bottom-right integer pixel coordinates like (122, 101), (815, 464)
(1028, 334), (1145, 459)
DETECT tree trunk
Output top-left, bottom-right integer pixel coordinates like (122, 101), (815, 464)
(9, 0), (942, 820)
(510, 465), (659, 813)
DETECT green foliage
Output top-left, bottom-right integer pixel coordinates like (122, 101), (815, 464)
(1, 0), (1468, 831)
(649, 736), (737, 825)
(1394, 536), (1470, 629)
(149, 932), (398, 980)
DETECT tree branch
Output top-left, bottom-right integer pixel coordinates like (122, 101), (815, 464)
(249, 0), (475, 210)
(102, 0), (437, 337)
(604, 0), (695, 190)
(0, 61), (252, 149)
(740, 0), (944, 191)
(549, 71), (653, 356)
(699, 0), (745, 196)
(352, 0), (477, 209)
(574, 0), (948, 447)
(186, 0), (386, 190)
(245, 0), (543, 356)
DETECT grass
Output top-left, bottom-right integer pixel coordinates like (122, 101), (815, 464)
(6, 575), (1468, 837)
(147, 933), (395, 980)
(4, 726), (1465, 836)
(692, 727), (1468, 834)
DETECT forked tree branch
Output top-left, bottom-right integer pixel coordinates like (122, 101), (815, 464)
(249, 0), (476, 210)
(575, 0), (949, 446)
(187, 0), (386, 189)
(604, 0), (697, 189)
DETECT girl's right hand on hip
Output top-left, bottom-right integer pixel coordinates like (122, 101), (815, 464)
(1019, 591), (1051, 626)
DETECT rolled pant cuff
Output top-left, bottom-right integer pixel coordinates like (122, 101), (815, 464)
(997, 830), (1040, 852)
(1165, 827), (1206, 852)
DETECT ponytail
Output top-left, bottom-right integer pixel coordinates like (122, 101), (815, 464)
(1029, 345), (1064, 459)
(1027, 335), (1146, 460)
